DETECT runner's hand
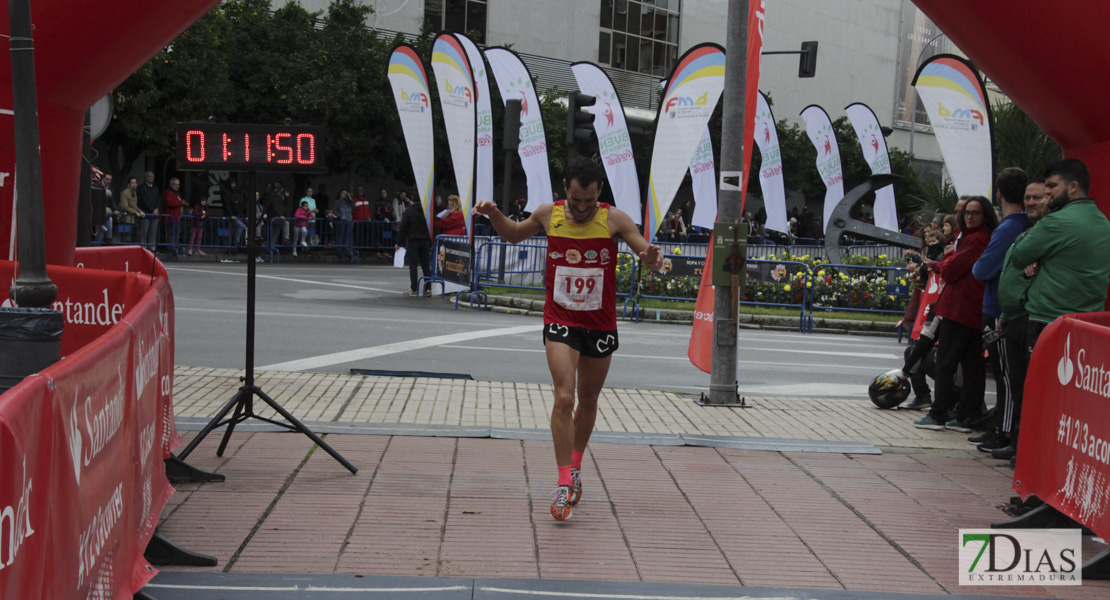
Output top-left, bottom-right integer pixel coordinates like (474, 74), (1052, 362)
(473, 200), (499, 217)
(640, 244), (663, 270)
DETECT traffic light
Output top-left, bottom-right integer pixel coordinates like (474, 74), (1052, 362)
(566, 91), (596, 161)
(799, 41), (818, 78)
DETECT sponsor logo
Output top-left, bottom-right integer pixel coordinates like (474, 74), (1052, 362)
(664, 91), (709, 114)
(566, 249), (582, 265)
(68, 368), (127, 485)
(520, 141), (546, 157)
(869, 134), (880, 153)
(823, 135), (832, 156)
(585, 250), (598, 260)
(0, 457), (36, 571)
(661, 258), (673, 273)
(1067, 337), (1110, 398)
(133, 323), (160, 400)
(595, 334), (616, 354)
(519, 92), (529, 116)
(1059, 334), (1075, 386)
(694, 309), (713, 322)
(603, 103), (614, 127)
(401, 88), (429, 107)
(548, 251), (563, 259)
(50, 288), (125, 326)
(959, 529), (1080, 585)
(77, 483), (124, 589)
(547, 323), (569, 338)
(600, 249), (611, 265)
(442, 79), (473, 106)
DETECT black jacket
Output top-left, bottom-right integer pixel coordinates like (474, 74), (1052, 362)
(221, 184), (247, 219)
(398, 202), (430, 245)
(137, 182), (160, 213)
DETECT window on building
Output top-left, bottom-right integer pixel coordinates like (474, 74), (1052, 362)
(599, 0), (679, 76)
(425, 0), (488, 43)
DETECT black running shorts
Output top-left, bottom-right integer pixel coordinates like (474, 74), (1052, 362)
(542, 323), (619, 358)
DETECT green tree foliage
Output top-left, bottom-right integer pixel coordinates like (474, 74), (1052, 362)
(992, 99), (1062, 179)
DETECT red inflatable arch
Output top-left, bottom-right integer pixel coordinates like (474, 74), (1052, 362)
(914, 0), (1110, 210)
(1, 0), (220, 266)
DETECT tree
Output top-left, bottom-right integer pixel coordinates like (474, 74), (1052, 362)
(992, 99), (1062, 179)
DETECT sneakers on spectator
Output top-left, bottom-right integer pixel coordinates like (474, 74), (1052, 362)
(901, 396), (931, 410)
(568, 468), (582, 506)
(186, 250), (193, 256)
(945, 418), (974, 433)
(197, 250), (206, 256)
(969, 428), (1006, 450)
(301, 241), (308, 247)
(913, 415), (945, 430)
(550, 485), (572, 521)
(255, 256), (264, 263)
(406, 290), (418, 296)
(991, 442), (1017, 460)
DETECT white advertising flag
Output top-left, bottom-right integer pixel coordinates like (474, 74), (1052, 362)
(387, 45), (435, 223)
(571, 62), (640, 223)
(689, 127), (717, 230)
(754, 91), (787, 234)
(647, 44), (726, 240)
(457, 34), (493, 206)
(431, 34), (477, 236)
(912, 55), (994, 199)
(800, 104), (844, 236)
(485, 48), (552, 212)
(845, 102), (898, 231)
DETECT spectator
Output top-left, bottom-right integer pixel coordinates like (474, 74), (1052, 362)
(118, 176), (142, 243)
(914, 195), (999, 432)
(301, 186), (319, 244)
(263, 182), (291, 249)
(292, 201), (312, 256)
(220, 178), (248, 248)
(396, 194), (432, 296)
(331, 189), (355, 263)
(968, 167), (1031, 452)
(374, 188), (397, 255)
(351, 185), (372, 247)
(434, 194), (466, 236)
(985, 178), (1049, 460)
(137, 171), (160, 251)
(162, 178), (186, 252)
(93, 172), (119, 244)
(186, 196), (208, 256)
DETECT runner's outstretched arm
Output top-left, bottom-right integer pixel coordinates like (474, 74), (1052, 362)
(474, 200), (549, 244)
(607, 207), (663, 270)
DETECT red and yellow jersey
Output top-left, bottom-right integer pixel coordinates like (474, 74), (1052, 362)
(544, 201), (618, 330)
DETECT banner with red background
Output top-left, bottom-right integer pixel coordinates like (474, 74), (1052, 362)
(0, 247), (177, 599)
(1014, 312), (1110, 540)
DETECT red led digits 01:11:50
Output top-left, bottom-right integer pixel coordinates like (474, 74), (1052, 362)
(176, 123), (326, 173)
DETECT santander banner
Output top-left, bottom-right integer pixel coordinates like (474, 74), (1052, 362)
(647, 43), (725, 241)
(912, 55), (994, 200)
(431, 34), (477, 237)
(0, 246), (178, 600)
(845, 102), (898, 231)
(801, 104), (844, 237)
(1014, 313), (1110, 541)
(457, 34), (494, 206)
(571, 62), (641, 224)
(485, 48), (552, 213)
(689, 127), (718, 230)
(754, 91), (787, 234)
(388, 45), (436, 232)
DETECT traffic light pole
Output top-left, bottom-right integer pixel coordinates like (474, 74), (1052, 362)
(708, 0), (749, 405)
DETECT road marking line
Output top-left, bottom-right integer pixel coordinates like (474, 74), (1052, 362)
(145, 582), (468, 592)
(481, 587), (794, 600)
(165, 266), (401, 294)
(439, 344), (897, 361)
(258, 324), (537, 371)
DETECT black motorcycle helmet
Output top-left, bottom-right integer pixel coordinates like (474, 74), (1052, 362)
(869, 370), (910, 409)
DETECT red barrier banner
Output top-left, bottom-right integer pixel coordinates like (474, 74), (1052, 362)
(0, 251), (177, 599)
(910, 271), (944, 340)
(73, 246), (168, 281)
(1, 257), (152, 356)
(0, 375), (54, 599)
(1014, 312), (1110, 540)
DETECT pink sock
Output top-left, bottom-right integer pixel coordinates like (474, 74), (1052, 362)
(557, 465), (573, 486)
(571, 449), (585, 470)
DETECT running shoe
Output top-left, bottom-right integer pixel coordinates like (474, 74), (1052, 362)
(550, 485), (572, 521)
(568, 468), (582, 506)
(913, 415), (945, 430)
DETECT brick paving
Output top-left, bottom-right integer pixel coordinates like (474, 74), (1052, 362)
(156, 367), (1110, 596)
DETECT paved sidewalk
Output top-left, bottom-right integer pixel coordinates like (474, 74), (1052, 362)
(153, 367), (1110, 598)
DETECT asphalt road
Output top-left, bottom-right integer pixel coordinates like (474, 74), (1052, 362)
(166, 261), (908, 399)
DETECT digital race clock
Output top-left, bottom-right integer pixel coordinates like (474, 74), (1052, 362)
(175, 122), (327, 173)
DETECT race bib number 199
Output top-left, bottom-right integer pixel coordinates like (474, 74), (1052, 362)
(554, 266), (603, 311)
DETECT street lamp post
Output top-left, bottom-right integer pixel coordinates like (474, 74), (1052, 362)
(8, 0), (58, 307)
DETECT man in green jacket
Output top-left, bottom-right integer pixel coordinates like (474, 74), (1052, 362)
(1010, 158), (1110, 352)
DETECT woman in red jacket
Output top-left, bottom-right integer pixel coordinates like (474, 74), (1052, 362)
(914, 196), (999, 432)
(434, 194), (466, 236)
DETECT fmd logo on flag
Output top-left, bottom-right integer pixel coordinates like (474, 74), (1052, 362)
(959, 529), (1081, 585)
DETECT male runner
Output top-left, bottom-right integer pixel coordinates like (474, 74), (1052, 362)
(474, 157), (663, 521)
